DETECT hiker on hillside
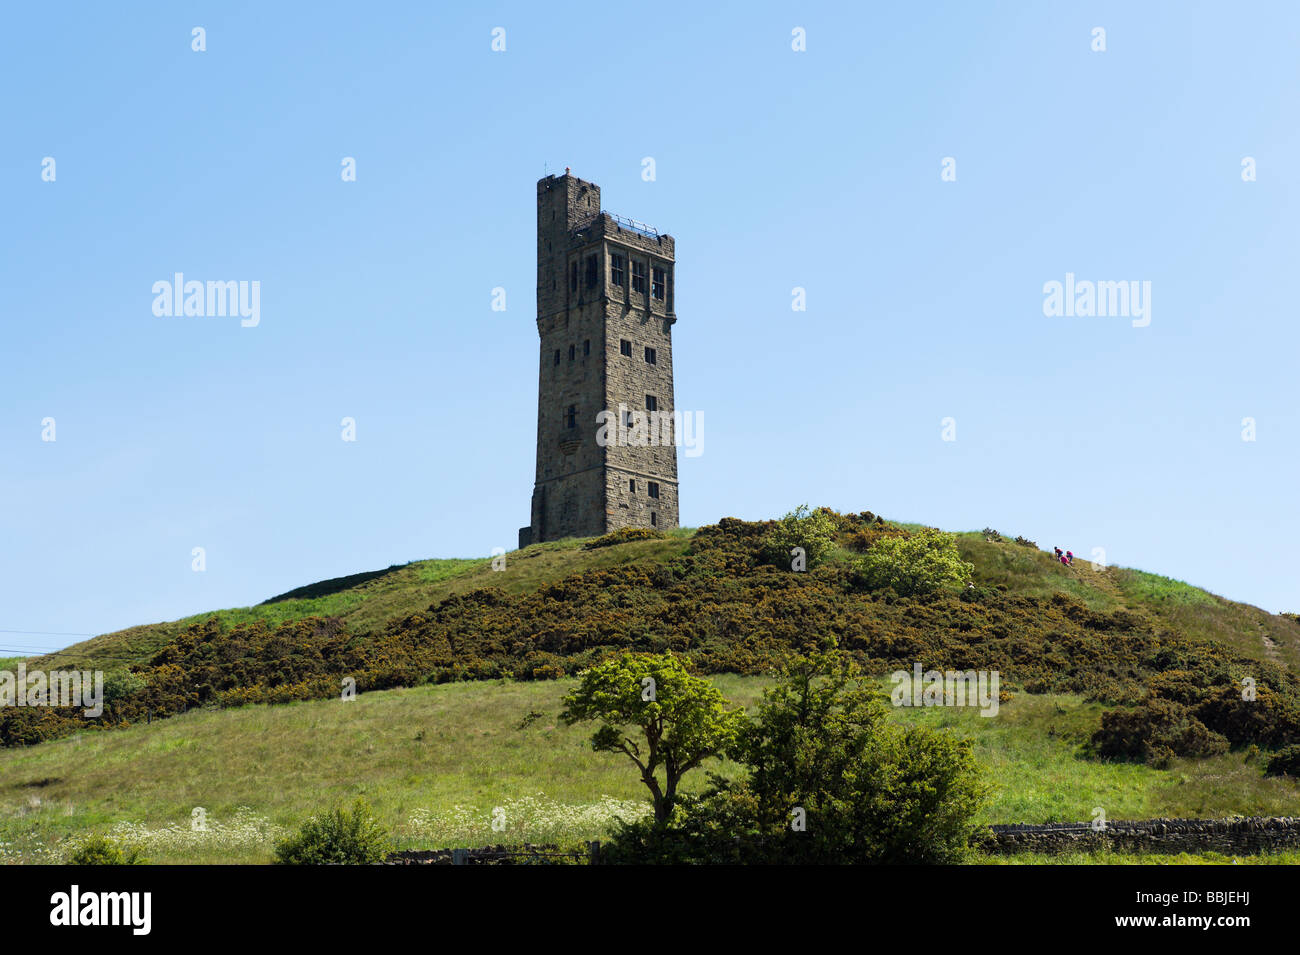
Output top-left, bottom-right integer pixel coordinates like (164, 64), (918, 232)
(1054, 547), (1063, 559)
(1066, 550), (1074, 565)
(1059, 554), (1069, 566)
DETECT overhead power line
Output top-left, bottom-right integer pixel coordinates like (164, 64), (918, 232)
(0, 629), (99, 638)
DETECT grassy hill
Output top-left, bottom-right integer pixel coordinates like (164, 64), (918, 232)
(25, 531), (697, 673)
(25, 521), (1300, 675)
(4, 510), (1299, 863)
(3, 676), (1299, 864)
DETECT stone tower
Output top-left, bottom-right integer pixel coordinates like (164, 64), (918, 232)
(519, 172), (679, 547)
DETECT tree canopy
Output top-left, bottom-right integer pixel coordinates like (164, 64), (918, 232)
(561, 651), (745, 823)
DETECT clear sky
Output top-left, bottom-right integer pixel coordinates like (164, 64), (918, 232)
(2, 1), (1297, 654)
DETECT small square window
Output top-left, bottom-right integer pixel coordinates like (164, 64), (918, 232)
(568, 344), (575, 361)
(629, 479), (636, 493)
(620, 339), (632, 357)
(631, 260), (647, 294)
(644, 347), (656, 365)
(564, 405), (577, 429)
(554, 349), (560, 366)
(622, 409), (634, 428)
(650, 512), (658, 527)
(648, 481), (660, 499)
(585, 255), (598, 289)
(652, 267), (666, 300)
(645, 395), (657, 412)
(569, 262), (578, 292)
(611, 253), (625, 286)
(583, 339), (590, 357)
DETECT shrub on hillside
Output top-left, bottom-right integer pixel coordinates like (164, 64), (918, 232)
(583, 527), (665, 550)
(600, 790), (762, 865)
(102, 670), (147, 709)
(0, 706), (79, 747)
(11, 512), (1300, 761)
(1265, 744), (1300, 777)
(846, 511), (881, 525)
(843, 523), (901, 553)
(605, 650), (988, 864)
(274, 799), (391, 865)
(67, 834), (146, 865)
(736, 650), (986, 863)
(758, 505), (838, 570)
(1193, 684), (1300, 748)
(1146, 669), (1213, 707)
(1091, 698), (1229, 765)
(854, 529), (974, 597)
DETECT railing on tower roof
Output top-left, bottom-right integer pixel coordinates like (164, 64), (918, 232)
(573, 211), (662, 239)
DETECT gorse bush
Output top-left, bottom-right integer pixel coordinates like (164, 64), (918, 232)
(1193, 685), (1300, 748)
(855, 529), (974, 596)
(583, 527), (665, 549)
(758, 505), (839, 570)
(1090, 698), (1229, 766)
(842, 513), (896, 553)
(67, 834), (146, 865)
(7, 511), (1300, 763)
(274, 799), (391, 865)
(1091, 667), (1300, 766)
(1265, 744), (1300, 778)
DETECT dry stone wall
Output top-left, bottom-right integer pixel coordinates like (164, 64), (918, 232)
(987, 817), (1300, 855)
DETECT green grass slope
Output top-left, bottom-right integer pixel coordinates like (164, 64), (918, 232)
(27, 532), (694, 672)
(3, 676), (1297, 864)
(953, 531), (1300, 671)
(6, 514), (1298, 865)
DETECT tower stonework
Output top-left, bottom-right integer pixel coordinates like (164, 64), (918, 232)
(519, 173), (679, 547)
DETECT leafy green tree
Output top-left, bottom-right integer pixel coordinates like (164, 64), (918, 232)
(734, 649), (988, 863)
(759, 504), (839, 570)
(606, 649), (988, 864)
(855, 528), (974, 596)
(561, 652), (745, 824)
(274, 798), (392, 865)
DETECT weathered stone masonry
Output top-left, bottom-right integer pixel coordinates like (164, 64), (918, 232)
(520, 173), (679, 547)
(987, 817), (1300, 855)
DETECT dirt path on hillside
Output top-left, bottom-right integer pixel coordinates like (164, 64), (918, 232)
(1068, 556), (1128, 605)
(1260, 627), (1281, 663)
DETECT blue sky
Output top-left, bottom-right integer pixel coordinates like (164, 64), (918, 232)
(2, 1), (1297, 653)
